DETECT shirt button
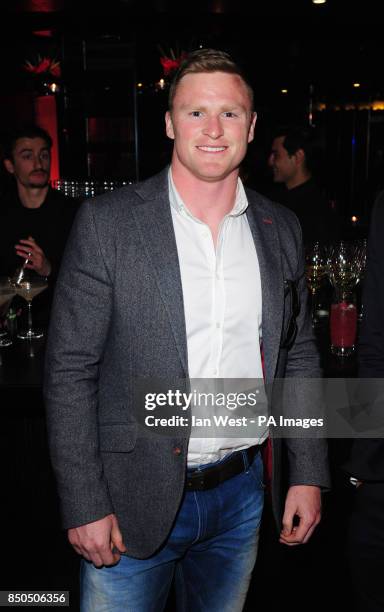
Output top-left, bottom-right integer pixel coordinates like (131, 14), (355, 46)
(216, 322), (221, 329)
(173, 446), (182, 456)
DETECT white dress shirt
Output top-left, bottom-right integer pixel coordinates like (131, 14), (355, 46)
(168, 170), (268, 466)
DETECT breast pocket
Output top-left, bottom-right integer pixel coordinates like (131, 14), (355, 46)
(99, 423), (137, 453)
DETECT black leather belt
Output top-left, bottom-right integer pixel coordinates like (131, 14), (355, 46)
(186, 445), (260, 491)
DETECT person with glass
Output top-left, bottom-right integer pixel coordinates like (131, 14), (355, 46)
(0, 124), (79, 328)
(45, 49), (330, 611)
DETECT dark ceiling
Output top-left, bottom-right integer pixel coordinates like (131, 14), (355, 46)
(2, 0), (381, 28)
(1, 0), (383, 108)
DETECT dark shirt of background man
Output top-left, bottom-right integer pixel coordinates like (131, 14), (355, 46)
(0, 185), (79, 278)
(267, 125), (340, 246)
(268, 179), (339, 246)
(0, 186), (79, 326)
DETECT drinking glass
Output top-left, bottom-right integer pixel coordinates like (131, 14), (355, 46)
(327, 241), (359, 294)
(330, 289), (358, 357)
(328, 241), (360, 356)
(13, 271), (48, 340)
(0, 277), (15, 347)
(305, 242), (328, 325)
(354, 239), (367, 321)
(354, 239), (367, 281)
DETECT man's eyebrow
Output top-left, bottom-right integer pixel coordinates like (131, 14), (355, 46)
(179, 104), (246, 112)
(17, 147), (50, 154)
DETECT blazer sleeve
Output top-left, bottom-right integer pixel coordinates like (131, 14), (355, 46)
(282, 214), (330, 489)
(44, 199), (115, 528)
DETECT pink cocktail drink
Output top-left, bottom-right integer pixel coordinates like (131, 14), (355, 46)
(330, 301), (357, 351)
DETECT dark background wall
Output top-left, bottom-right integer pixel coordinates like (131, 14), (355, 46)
(1, 1), (384, 230)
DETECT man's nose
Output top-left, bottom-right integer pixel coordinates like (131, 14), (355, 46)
(267, 153), (275, 167)
(203, 116), (224, 139)
(33, 155), (43, 168)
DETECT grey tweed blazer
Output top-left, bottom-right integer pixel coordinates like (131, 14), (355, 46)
(44, 168), (330, 559)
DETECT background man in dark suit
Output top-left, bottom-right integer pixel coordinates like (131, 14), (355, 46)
(45, 49), (329, 611)
(345, 193), (384, 612)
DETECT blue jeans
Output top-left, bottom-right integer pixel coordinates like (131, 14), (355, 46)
(80, 450), (264, 612)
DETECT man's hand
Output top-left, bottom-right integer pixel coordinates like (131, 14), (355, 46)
(68, 513), (127, 568)
(15, 236), (51, 277)
(279, 485), (321, 546)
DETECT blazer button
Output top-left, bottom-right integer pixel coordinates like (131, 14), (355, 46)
(173, 446), (182, 456)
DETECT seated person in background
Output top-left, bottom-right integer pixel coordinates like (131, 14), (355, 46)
(268, 125), (340, 246)
(0, 124), (80, 326)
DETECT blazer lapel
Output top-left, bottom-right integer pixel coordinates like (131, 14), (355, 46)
(246, 195), (284, 383)
(132, 172), (188, 376)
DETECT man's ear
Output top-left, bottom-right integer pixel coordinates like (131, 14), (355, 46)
(247, 112), (257, 144)
(294, 148), (306, 167)
(165, 111), (175, 140)
(3, 159), (15, 175)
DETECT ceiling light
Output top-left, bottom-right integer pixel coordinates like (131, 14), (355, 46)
(312, 0), (327, 4)
(281, 89), (288, 94)
(353, 82), (361, 88)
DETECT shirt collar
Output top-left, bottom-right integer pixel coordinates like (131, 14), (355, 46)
(168, 168), (248, 220)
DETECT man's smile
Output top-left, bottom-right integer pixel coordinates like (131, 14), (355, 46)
(196, 146), (227, 153)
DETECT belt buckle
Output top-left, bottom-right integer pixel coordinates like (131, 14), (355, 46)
(187, 466), (220, 491)
(187, 469), (206, 491)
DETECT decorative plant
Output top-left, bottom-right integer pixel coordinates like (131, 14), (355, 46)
(24, 55), (61, 78)
(158, 45), (187, 76)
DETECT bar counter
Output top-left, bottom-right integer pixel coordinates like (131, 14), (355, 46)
(0, 334), (80, 606)
(0, 336), (45, 388)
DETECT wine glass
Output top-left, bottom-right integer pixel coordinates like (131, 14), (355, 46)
(354, 239), (367, 283)
(327, 241), (360, 294)
(0, 277), (15, 347)
(305, 242), (328, 325)
(354, 239), (367, 321)
(12, 271), (48, 340)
